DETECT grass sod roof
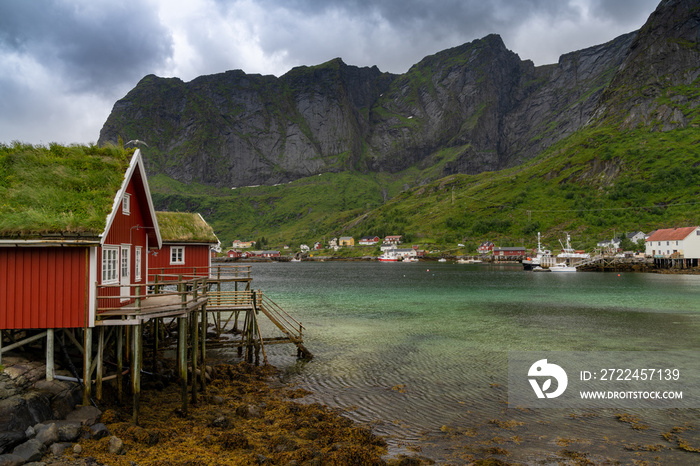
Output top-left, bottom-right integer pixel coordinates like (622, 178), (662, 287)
(0, 142), (133, 239)
(155, 211), (219, 244)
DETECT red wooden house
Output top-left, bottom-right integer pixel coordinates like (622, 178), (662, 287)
(0, 146), (160, 331)
(149, 211), (220, 280)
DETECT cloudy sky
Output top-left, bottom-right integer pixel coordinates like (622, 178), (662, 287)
(1, 0), (659, 146)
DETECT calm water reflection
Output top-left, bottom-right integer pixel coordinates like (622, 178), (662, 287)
(218, 261), (700, 464)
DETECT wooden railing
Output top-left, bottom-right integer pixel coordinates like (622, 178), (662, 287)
(148, 264), (252, 284)
(207, 290), (259, 310)
(258, 293), (305, 342)
(96, 277), (208, 323)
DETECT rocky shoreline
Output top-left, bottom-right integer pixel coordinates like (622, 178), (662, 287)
(0, 356), (433, 466)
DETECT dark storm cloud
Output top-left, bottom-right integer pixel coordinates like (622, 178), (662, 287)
(0, 0), (173, 94)
(0, 0), (662, 144)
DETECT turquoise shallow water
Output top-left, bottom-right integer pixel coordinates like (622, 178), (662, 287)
(217, 261), (700, 464)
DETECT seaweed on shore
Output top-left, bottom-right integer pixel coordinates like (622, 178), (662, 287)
(62, 362), (394, 466)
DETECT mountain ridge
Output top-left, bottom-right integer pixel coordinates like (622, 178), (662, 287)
(99, 29), (637, 188)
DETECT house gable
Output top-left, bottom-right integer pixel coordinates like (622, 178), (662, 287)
(102, 149), (161, 249)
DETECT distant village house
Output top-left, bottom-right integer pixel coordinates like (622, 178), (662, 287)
(359, 236), (380, 245)
(384, 235), (402, 245)
(339, 236), (354, 247)
(645, 227), (700, 258)
(477, 241), (495, 254)
(493, 246), (527, 258)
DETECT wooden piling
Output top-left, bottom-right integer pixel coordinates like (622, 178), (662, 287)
(96, 327), (104, 400)
(132, 324), (142, 424)
(200, 303), (207, 393)
(45, 329), (54, 381)
(191, 298), (199, 405)
(82, 328), (92, 406)
(116, 326), (124, 403)
(178, 316), (188, 416)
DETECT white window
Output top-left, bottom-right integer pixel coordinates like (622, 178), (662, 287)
(170, 246), (185, 264)
(102, 246), (119, 284)
(135, 247), (142, 281)
(121, 248), (129, 279)
(122, 193), (131, 215)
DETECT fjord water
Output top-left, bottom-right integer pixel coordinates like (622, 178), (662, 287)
(234, 262), (700, 463)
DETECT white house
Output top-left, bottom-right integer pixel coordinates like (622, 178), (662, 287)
(627, 231), (646, 244)
(645, 227), (700, 258)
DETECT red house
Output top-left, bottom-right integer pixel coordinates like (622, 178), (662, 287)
(0, 145), (160, 331)
(359, 236), (380, 245)
(493, 246), (527, 257)
(149, 211), (219, 280)
(477, 241), (495, 254)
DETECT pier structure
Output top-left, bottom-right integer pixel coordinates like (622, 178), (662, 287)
(0, 146), (309, 426)
(1, 264), (310, 424)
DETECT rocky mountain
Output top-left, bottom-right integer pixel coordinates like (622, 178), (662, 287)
(98, 0), (695, 188)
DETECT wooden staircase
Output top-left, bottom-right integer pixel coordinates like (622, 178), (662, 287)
(206, 289), (312, 362)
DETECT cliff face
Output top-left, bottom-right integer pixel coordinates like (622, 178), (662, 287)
(98, 0), (697, 187)
(592, 0), (700, 130)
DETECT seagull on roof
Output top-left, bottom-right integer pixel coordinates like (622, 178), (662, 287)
(125, 139), (148, 147)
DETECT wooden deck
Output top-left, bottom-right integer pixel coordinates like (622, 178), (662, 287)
(96, 294), (209, 326)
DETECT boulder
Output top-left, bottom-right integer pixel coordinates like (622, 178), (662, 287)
(11, 438), (43, 463)
(0, 431), (25, 455)
(34, 422), (58, 446)
(0, 453), (24, 466)
(107, 436), (124, 455)
(65, 406), (101, 426)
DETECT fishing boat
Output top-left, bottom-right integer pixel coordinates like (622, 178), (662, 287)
(457, 258), (482, 264)
(522, 232), (551, 270)
(378, 251), (400, 262)
(549, 262), (577, 272)
(438, 258), (447, 262)
(557, 234), (590, 260)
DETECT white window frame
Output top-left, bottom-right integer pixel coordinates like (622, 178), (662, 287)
(122, 193), (131, 215)
(120, 245), (131, 302)
(170, 246), (185, 265)
(135, 246), (142, 281)
(102, 246), (119, 284)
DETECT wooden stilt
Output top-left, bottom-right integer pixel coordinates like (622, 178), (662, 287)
(96, 327), (104, 400)
(200, 304), (207, 393)
(178, 316), (188, 416)
(46, 329), (54, 381)
(152, 318), (159, 373)
(82, 328), (92, 406)
(117, 326), (124, 403)
(191, 307), (198, 405)
(132, 324), (142, 424)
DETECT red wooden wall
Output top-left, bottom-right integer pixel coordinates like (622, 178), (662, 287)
(0, 247), (87, 329)
(149, 244), (212, 281)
